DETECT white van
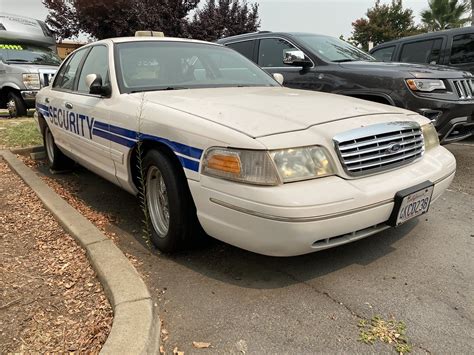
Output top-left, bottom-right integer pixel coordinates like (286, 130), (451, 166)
(0, 13), (60, 117)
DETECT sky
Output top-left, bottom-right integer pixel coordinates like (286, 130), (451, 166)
(0, 0), (431, 39)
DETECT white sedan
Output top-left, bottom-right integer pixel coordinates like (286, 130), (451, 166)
(35, 36), (456, 256)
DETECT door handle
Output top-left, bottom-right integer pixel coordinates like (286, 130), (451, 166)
(45, 97), (50, 103)
(65, 102), (73, 110)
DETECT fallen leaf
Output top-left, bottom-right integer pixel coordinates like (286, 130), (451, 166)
(193, 341), (211, 349)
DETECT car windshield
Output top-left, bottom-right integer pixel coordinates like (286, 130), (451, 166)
(294, 34), (375, 62)
(115, 41), (279, 93)
(0, 44), (61, 65)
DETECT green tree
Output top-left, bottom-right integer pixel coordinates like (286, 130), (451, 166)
(187, 0), (260, 41)
(350, 0), (424, 51)
(421, 0), (471, 31)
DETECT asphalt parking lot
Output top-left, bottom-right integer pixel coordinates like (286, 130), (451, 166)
(29, 137), (473, 353)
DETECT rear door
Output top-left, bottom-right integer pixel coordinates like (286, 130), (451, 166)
(46, 47), (89, 153)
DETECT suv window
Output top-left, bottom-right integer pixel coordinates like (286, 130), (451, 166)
(77, 45), (110, 93)
(450, 33), (474, 64)
(400, 38), (443, 64)
(372, 46), (395, 62)
(53, 49), (88, 91)
(258, 38), (296, 67)
(227, 40), (255, 61)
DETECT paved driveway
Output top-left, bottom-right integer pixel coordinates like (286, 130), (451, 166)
(31, 138), (474, 353)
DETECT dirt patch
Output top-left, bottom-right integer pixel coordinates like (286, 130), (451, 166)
(0, 159), (113, 352)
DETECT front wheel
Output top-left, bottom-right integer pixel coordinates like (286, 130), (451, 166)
(43, 125), (74, 171)
(6, 92), (27, 118)
(143, 150), (201, 252)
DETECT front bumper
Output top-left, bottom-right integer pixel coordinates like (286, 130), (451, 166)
(189, 146), (456, 256)
(20, 90), (38, 108)
(403, 94), (474, 143)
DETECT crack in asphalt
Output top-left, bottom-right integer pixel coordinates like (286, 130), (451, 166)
(277, 268), (433, 354)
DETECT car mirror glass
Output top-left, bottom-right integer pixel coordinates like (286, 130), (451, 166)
(283, 49), (311, 67)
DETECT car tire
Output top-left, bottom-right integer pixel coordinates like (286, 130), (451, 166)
(142, 149), (201, 253)
(43, 125), (74, 171)
(6, 92), (27, 118)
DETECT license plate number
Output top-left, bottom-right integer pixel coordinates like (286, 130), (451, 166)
(395, 185), (434, 225)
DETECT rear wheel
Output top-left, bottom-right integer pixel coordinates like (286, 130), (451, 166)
(43, 125), (74, 171)
(6, 92), (27, 118)
(143, 149), (201, 252)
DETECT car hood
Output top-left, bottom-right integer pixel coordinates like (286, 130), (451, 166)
(142, 87), (411, 138)
(339, 61), (473, 79)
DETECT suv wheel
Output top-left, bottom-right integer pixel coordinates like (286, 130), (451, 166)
(6, 92), (27, 118)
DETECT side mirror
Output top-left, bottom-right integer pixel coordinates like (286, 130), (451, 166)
(283, 50), (312, 67)
(86, 73), (111, 96)
(273, 73), (284, 85)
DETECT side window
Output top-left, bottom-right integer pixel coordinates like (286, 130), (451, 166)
(372, 46), (395, 62)
(400, 38), (443, 64)
(227, 40), (255, 61)
(77, 45), (110, 93)
(450, 33), (474, 65)
(53, 49), (87, 90)
(258, 38), (297, 67)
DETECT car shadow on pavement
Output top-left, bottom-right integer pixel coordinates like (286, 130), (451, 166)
(33, 161), (418, 290)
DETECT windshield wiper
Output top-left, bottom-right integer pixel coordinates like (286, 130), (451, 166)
(6, 59), (32, 63)
(130, 86), (187, 93)
(332, 59), (359, 63)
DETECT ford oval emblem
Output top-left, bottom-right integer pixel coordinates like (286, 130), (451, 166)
(386, 142), (402, 154)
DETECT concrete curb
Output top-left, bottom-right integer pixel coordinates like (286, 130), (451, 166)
(10, 145), (44, 155)
(1, 150), (160, 354)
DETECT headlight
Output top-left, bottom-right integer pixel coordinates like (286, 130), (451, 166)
(202, 146), (336, 185)
(22, 73), (41, 90)
(421, 123), (440, 150)
(406, 79), (446, 92)
(269, 146), (335, 182)
(202, 148), (281, 185)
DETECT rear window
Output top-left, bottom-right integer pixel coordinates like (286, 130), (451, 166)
(372, 46), (395, 62)
(227, 40), (255, 61)
(450, 33), (474, 65)
(400, 38), (443, 64)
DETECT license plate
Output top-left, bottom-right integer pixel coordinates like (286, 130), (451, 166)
(389, 181), (434, 227)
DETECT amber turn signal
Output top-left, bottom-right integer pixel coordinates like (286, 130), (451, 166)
(206, 154), (241, 174)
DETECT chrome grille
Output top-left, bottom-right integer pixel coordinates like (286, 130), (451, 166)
(451, 79), (474, 100)
(334, 122), (424, 176)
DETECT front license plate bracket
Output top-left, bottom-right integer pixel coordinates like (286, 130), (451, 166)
(388, 181), (434, 227)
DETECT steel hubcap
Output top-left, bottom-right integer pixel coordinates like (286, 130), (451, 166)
(6, 99), (16, 117)
(146, 166), (170, 237)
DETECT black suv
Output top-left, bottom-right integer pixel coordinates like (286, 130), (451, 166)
(370, 27), (474, 74)
(217, 32), (474, 143)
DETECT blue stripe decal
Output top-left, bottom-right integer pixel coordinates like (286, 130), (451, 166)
(92, 128), (136, 148)
(92, 120), (203, 172)
(179, 156), (200, 172)
(36, 103), (49, 117)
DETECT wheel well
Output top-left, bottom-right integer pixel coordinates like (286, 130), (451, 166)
(37, 112), (48, 135)
(129, 139), (186, 190)
(347, 94), (393, 106)
(0, 87), (21, 108)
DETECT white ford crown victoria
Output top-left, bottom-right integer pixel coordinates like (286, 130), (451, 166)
(35, 37), (456, 256)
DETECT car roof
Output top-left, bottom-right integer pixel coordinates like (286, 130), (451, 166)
(370, 26), (474, 51)
(217, 31), (333, 43)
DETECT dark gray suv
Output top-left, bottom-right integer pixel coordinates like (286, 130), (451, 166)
(218, 31), (474, 143)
